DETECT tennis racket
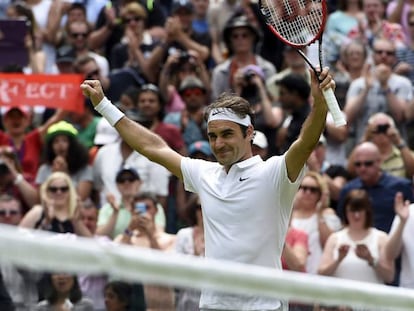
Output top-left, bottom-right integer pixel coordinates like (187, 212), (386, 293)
(258, 0), (346, 127)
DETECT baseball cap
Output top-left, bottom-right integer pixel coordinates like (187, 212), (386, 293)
(115, 166), (140, 182)
(188, 140), (212, 157)
(178, 76), (206, 94)
(94, 118), (120, 146)
(253, 131), (268, 149)
(56, 45), (76, 64)
(2, 106), (30, 118)
(171, 0), (193, 13)
(243, 65), (265, 80)
(46, 121), (78, 142)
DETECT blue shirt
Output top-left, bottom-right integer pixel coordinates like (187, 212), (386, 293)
(337, 172), (413, 233)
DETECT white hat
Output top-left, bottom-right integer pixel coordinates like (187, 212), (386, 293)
(253, 131), (268, 149)
(94, 118), (120, 145)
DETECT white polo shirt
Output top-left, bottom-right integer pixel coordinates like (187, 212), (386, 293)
(181, 155), (304, 310)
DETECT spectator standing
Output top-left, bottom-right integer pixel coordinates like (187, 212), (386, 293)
(36, 121), (93, 201)
(89, 0), (166, 59)
(78, 201), (108, 311)
(211, 13), (275, 100)
(344, 38), (413, 146)
(319, 189), (394, 284)
(385, 192), (414, 289)
(0, 106), (66, 182)
(67, 20), (109, 76)
(207, 0), (240, 65)
(147, 0), (211, 77)
(348, 0), (407, 50)
(191, 0), (209, 35)
(164, 76), (209, 148)
(115, 192), (176, 311)
(110, 2), (157, 80)
(387, 0), (414, 45)
(136, 84), (185, 154)
(0, 146), (39, 212)
(0, 194), (39, 311)
(338, 142), (413, 233)
(34, 273), (94, 311)
(291, 172), (342, 274)
(323, 0), (364, 68)
(358, 112), (414, 179)
(74, 55), (145, 103)
(275, 74), (311, 155)
(175, 196), (204, 311)
(92, 112), (170, 208)
(104, 281), (137, 311)
(20, 171), (91, 236)
(96, 167), (143, 239)
(159, 50), (211, 114)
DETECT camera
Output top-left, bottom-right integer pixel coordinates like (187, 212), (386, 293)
(178, 50), (191, 63)
(135, 202), (147, 214)
(243, 69), (255, 83)
(376, 124), (390, 134)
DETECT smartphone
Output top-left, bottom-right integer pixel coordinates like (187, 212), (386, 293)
(134, 202), (147, 214)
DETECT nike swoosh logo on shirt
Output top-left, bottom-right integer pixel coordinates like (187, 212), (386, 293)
(239, 177), (249, 181)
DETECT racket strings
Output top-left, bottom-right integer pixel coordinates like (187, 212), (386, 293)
(261, 0), (323, 45)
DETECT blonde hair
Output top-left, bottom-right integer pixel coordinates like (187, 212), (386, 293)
(303, 171), (330, 208)
(121, 2), (147, 20)
(40, 172), (78, 217)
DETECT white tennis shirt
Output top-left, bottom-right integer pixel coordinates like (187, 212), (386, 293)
(181, 155), (305, 310)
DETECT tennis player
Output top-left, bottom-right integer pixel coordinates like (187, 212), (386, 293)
(81, 67), (335, 311)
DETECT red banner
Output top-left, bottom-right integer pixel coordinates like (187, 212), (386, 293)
(0, 74), (85, 113)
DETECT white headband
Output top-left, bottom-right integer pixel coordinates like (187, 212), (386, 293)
(207, 108), (252, 127)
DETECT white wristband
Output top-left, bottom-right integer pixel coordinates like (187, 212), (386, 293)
(94, 97), (124, 126)
(14, 174), (24, 185)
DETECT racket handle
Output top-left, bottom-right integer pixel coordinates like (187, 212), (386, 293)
(322, 88), (346, 127)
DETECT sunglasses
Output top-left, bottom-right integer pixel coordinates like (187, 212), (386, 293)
(85, 69), (100, 80)
(354, 160), (375, 168)
(70, 32), (88, 39)
(47, 186), (69, 193)
(374, 49), (395, 56)
(116, 176), (137, 184)
(231, 32), (250, 39)
(299, 185), (320, 194)
(181, 88), (204, 97)
(0, 210), (20, 217)
(123, 16), (143, 24)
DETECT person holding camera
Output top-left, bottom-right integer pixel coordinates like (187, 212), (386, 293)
(354, 112), (414, 179)
(211, 13), (276, 100)
(233, 64), (282, 156)
(158, 49), (211, 114)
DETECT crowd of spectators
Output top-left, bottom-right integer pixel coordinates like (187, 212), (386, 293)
(1, 0), (414, 310)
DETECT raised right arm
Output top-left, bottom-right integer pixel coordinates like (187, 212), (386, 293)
(80, 80), (183, 180)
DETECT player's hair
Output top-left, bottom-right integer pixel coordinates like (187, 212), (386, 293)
(204, 93), (256, 136)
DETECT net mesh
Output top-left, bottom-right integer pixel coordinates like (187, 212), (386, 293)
(260, 0), (324, 45)
(0, 225), (414, 311)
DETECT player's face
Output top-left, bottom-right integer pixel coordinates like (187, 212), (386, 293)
(207, 120), (253, 171)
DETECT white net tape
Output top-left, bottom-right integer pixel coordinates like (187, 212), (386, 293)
(0, 224), (413, 310)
